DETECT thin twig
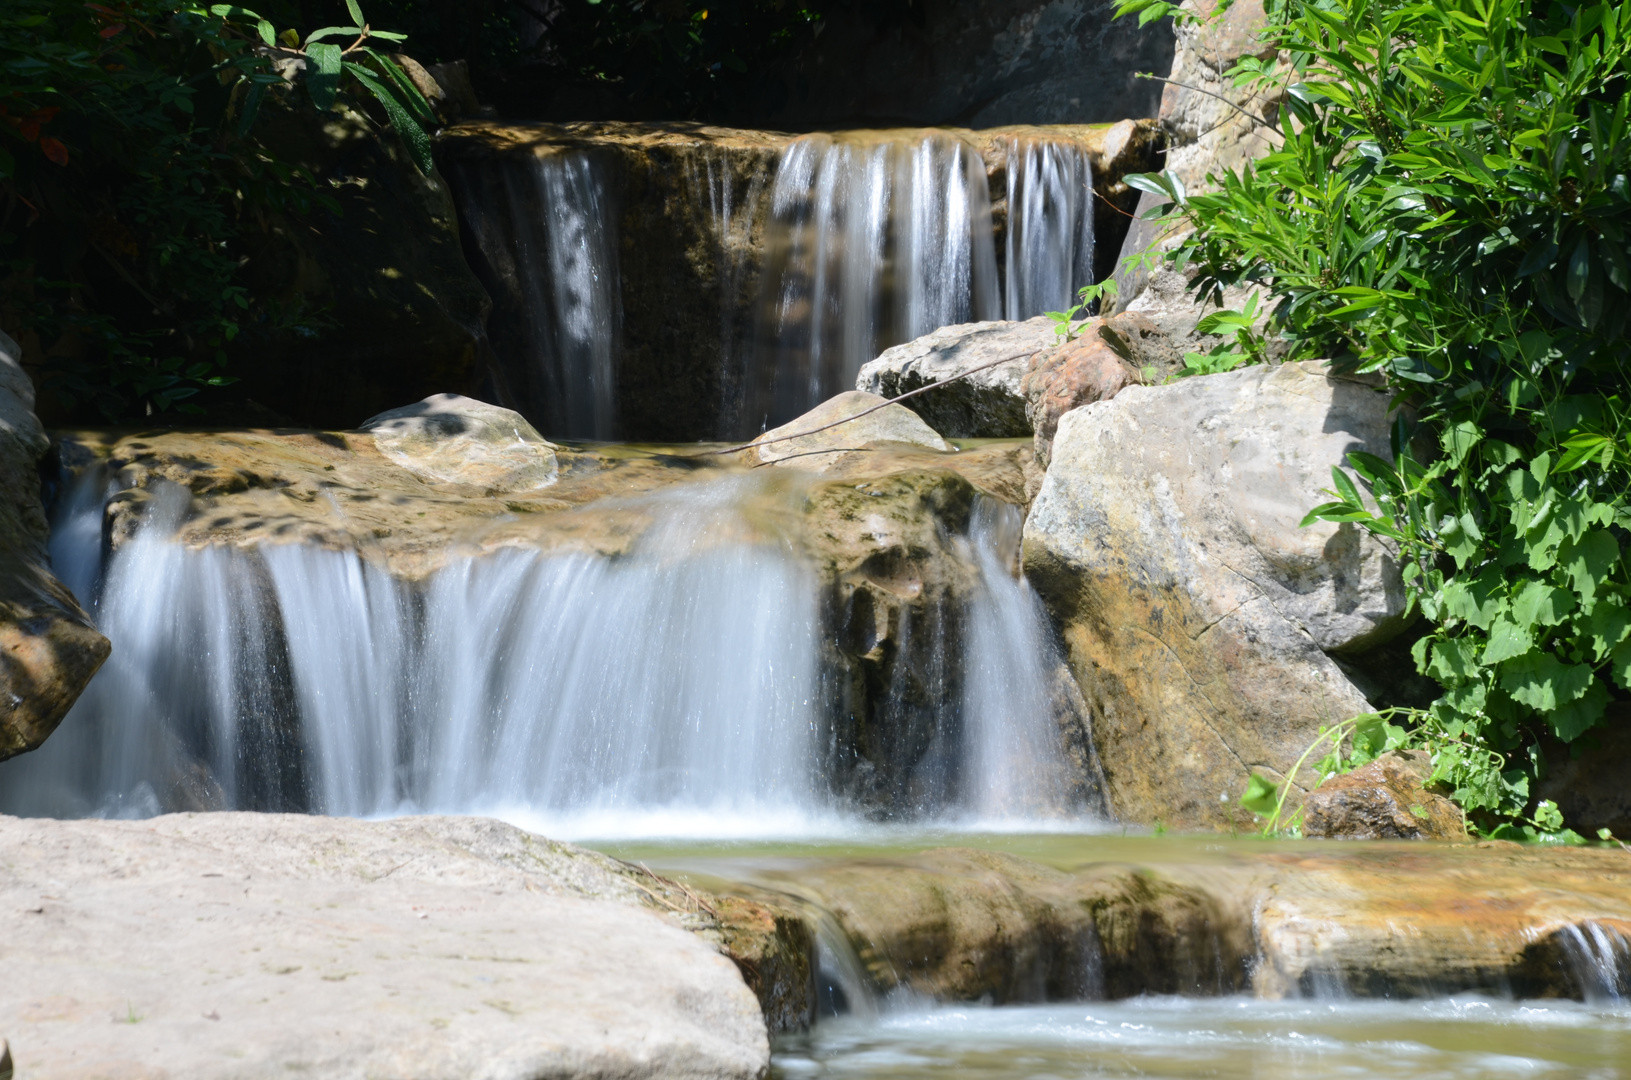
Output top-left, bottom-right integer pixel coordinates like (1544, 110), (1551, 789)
(1135, 73), (1278, 130)
(695, 348), (1045, 458)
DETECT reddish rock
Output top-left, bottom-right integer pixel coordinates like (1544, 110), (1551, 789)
(1022, 312), (1182, 465)
(1301, 750), (1466, 841)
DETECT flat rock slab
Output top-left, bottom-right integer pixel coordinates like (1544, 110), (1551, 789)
(0, 813), (767, 1080)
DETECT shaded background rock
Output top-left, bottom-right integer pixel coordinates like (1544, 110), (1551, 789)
(1022, 361), (1409, 829)
(0, 330), (108, 761)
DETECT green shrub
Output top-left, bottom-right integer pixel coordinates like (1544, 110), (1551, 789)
(1117, 0), (1631, 838)
(1, 1), (432, 419)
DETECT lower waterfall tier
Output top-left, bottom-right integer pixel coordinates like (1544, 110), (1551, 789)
(1, 427), (1096, 835)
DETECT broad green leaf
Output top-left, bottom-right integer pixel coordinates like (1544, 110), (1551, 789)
(1586, 599), (1631, 663)
(1610, 638), (1631, 691)
(306, 43), (341, 111)
(1482, 614), (1535, 664)
(1428, 637), (1480, 686)
(1548, 677), (1611, 740)
(345, 63), (434, 174)
(1511, 579), (1577, 627)
(1500, 651), (1595, 712)
(1442, 569), (1504, 630)
(1558, 529), (1620, 611)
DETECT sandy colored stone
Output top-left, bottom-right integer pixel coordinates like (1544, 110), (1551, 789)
(1301, 750), (1467, 841)
(748, 391), (952, 471)
(0, 813), (767, 1080)
(1023, 360), (1408, 830)
(360, 393), (560, 492)
(0, 330), (108, 761)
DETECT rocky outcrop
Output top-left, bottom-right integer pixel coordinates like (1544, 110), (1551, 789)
(61, 404), (1075, 816)
(1300, 750), (1466, 841)
(856, 318), (1056, 438)
(0, 813), (768, 1080)
(360, 393), (559, 492)
(441, 120), (1164, 441)
(716, 837), (1631, 1006)
(1022, 311), (1185, 463)
(1110, 0), (1284, 343)
(1022, 361), (1409, 830)
(0, 331), (108, 761)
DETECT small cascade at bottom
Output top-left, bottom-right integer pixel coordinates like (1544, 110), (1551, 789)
(1, 473), (1088, 836)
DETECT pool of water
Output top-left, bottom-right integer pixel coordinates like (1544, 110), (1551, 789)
(773, 995), (1631, 1079)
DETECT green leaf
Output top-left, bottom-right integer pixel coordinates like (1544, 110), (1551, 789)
(1511, 579), (1577, 627)
(304, 25), (363, 44)
(1548, 677), (1611, 741)
(1428, 637), (1480, 686)
(1558, 530), (1620, 611)
(344, 63), (434, 174)
(306, 43), (341, 111)
(1442, 569), (1504, 630)
(1240, 772), (1280, 817)
(1482, 614), (1535, 664)
(1500, 651), (1595, 712)
(345, 0), (366, 26)
(1586, 599), (1631, 663)
(1610, 638), (1631, 691)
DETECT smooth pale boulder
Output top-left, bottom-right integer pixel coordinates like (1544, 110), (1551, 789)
(0, 329), (109, 760)
(0, 813), (768, 1080)
(855, 318), (1058, 437)
(360, 393), (559, 491)
(1023, 360), (1408, 830)
(748, 390), (952, 471)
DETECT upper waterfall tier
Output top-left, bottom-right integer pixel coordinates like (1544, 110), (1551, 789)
(441, 120), (1160, 442)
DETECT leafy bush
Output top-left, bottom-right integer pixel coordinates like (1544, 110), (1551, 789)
(1, 1), (432, 418)
(1118, 0), (1631, 837)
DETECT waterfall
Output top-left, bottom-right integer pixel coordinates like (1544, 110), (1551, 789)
(1558, 922), (1631, 1003)
(750, 133), (1003, 427)
(3, 474), (1087, 836)
(961, 499), (1074, 820)
(1003, 138), (1096, 321)
(451, 149), (621, 439)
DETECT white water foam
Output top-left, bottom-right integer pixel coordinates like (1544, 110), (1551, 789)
(2, 475), (1088, 840)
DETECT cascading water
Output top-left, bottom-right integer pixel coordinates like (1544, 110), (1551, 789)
(1003, 138), (1096, 321)
(2, 470), (1085, 837)
(748, 133), (1002, 426)
(451, 149), (621, 439)
(447, 125), (1099, 439)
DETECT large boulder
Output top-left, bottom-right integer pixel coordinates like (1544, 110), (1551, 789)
(0, 330), (109, 760)
(0, 813), (768, 1080)
(1022, 360), (1409, 830)
(856, 318), (1057, 438)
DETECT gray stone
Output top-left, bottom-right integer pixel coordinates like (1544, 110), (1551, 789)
(0, 329), (109, 761)
(0, 812), (768, 1080)
(361, 393), (560, 492)
(856, 318), (1057, 438)
(1022, 360), (1409, 829)
(748, 391), (952, 472)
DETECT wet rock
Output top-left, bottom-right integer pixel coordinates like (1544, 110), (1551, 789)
(856, 317), (1056, 438)
(0, 813), (768, 1080)
(0, 330), (109, 761)
(702, 891), (818, 1035)
(748, 391), (952, 472)
(360, 393), (559, 492)
(1023, 360), (1409, 829)
(1301, 751), (1466, 841)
